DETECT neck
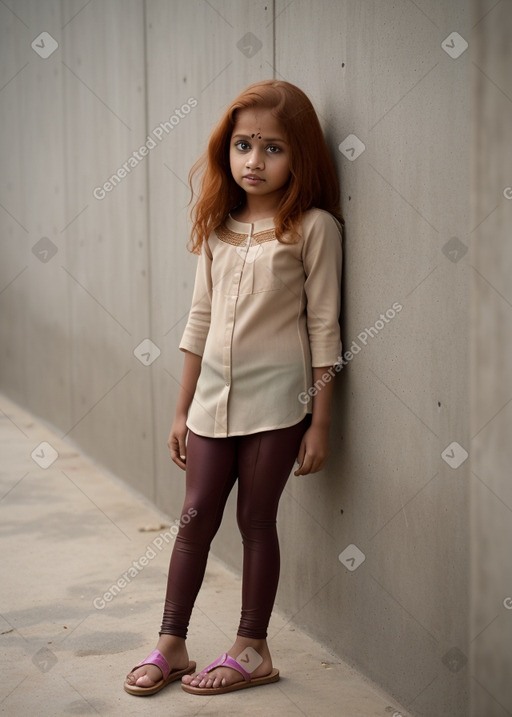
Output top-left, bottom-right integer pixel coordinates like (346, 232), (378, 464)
(235, 191), (285, 222)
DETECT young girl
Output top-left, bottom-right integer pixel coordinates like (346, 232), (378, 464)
(124, 79), (343, 696)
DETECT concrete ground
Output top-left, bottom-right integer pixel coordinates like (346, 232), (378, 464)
(0, 393), (412, 717)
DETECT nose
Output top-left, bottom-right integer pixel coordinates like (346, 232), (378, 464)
(245, 146), (264, 169)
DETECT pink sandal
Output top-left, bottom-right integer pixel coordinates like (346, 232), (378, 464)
(181, 652), (279, 695)
(124, 649), (196, 696)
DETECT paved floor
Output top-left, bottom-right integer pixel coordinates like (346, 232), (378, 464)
(0, 393), (413, 717)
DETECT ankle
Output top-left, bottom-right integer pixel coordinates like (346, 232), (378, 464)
(235, 634), (267, 644)
(156, 634), (187, 652)
(232, 636), (269, 655)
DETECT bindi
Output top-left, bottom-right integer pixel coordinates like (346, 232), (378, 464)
(250, 131), (262, 140)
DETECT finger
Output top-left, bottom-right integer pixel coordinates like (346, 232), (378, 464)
(172, 457), (186, 471)
(170, 437), (187, 471)
(298, 463), (309, 476)
(170, 449), (186, 471)
(178, 435), (187, 463)
(295, 451), (312, 476)
(308, 459), (321, 475)
(294, 443), (306, 475)
(309, 453), (328, 475)
(300, 454), (314, 475)
(304, 446), (323, 475)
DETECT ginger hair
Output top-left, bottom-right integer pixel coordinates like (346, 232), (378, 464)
(187, 79), (342, 253)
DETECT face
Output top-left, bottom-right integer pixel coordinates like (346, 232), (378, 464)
(229, 108), (291, 203)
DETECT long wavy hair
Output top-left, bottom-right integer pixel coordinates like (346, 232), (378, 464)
(188, 79), (342, 253)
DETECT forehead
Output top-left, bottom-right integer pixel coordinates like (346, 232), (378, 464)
(231, 107), (286, 137)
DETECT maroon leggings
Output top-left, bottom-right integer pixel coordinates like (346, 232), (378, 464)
(159, 415), (310, 640)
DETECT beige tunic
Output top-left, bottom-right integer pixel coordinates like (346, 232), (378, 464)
(179, 207), (343, 437)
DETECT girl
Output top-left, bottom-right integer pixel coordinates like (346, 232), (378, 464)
(124, 79), (343, 696)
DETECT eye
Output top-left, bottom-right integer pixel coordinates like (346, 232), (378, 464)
(234, 140), (250, 151)
(266, 145), (281, 154)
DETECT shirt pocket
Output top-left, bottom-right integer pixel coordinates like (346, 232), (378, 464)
(239, 242), (287, 295)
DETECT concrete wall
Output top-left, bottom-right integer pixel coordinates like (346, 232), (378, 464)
(1, 1), (508, 715)
(470, 1), (512, 715)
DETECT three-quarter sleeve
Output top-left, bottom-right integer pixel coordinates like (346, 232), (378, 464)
(179, 240), (213, 357)
(302, 211), (343, 367)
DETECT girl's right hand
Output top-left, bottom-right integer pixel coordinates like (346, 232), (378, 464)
(167, 415), (188, 471)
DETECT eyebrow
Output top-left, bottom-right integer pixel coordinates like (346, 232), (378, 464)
(232, 133), (288, 144)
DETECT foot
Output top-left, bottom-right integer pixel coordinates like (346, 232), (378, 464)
(182, 637), (272, 690)
(125, 635), (190, 689)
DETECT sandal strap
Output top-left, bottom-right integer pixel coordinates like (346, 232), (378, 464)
(133, 649), (170, 680)
(199, 652), (251, 681)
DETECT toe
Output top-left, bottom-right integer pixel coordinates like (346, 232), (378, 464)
(183, 665), (245, 690)
(183, 672), (203, 686)
(125, 668), (141, 685)
(127, 665), (162, 688)
(135, 673), (154, 687)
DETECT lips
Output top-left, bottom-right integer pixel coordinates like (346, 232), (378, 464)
(243, 174), (264, 181)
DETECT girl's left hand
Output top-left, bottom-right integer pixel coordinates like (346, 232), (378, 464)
(294, 425), (330, 476)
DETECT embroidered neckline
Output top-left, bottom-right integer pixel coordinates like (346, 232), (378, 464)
(216, 223), (276, 247)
